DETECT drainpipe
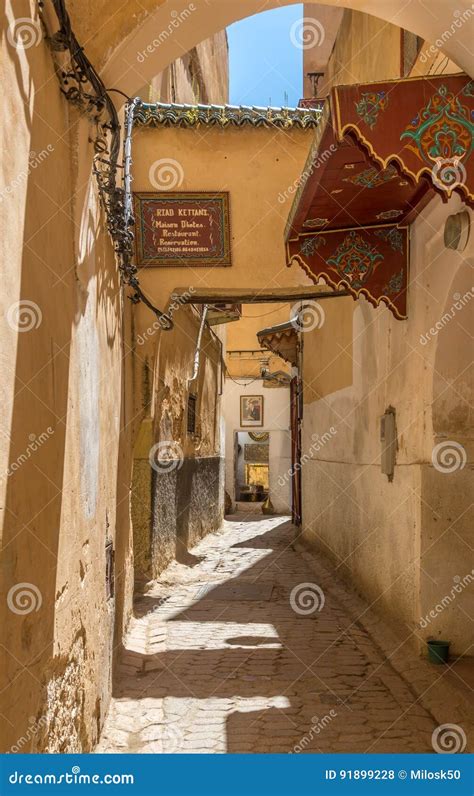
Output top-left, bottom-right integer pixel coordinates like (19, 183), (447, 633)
(188, 305), (209, 385)
(123, 97), (142, 233)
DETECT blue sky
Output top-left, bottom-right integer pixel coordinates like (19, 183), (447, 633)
(227, 5), (303, 108)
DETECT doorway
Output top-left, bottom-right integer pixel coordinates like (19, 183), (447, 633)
(234, 430), (270, 505)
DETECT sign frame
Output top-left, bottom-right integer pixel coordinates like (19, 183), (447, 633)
(133, 191), (232, 268)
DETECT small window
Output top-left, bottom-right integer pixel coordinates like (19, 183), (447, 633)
(187, 394), (197, 434)
(105, 540), (114, 600)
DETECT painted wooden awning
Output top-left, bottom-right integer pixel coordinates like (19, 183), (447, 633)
(257, 320), (299, 367)
(286, 73), (474, 320)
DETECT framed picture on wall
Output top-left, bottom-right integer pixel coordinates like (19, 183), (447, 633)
(240, 395), (264, 427)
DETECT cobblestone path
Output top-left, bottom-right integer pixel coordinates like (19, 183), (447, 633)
(97, 515), (438, 753)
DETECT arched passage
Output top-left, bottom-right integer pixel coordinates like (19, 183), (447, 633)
(97, 0), (473, 96)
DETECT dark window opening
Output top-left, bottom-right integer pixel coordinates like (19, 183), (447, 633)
(187, 394), (197, 434)
(105, 540), (114, 600)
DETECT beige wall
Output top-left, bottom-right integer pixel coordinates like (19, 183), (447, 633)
(1, 4), (232, 749)
(147, 31), (229, 104)
(2, 0), (472, 756)
(130, 122), (315, 368)
(299, 194), (473, 655)
(302, 5), (344, 98)
(322, 9), (402, 92)
(294, 8), (473, 658)
(153, 306), (221, 461)
(226, 304), (292, 378)
(320, 7), (464, 93)
(143, 305), (223, 576)
(88, 0), (474, 95)
(1, 1), (136, 751)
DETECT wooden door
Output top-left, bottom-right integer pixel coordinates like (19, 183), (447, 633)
(290, 377), (302, 525)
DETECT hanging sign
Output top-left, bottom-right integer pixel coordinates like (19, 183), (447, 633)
(134, 191), (231, 267)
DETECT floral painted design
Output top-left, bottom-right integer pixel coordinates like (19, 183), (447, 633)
(300, 236), (326, 257)
(400, 83), (473, 167)
(303, 218), (328, 228)
(327, 231), (383, 289)
(354, 91), (388, 129)
(383, 269), (404, 296)
(376, 209), (403, 221)
(374, 227), (404, 253)
(462, 81), (474, 98)
(343, 165), (398, 189)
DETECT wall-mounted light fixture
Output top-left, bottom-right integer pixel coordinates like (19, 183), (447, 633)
(380, 406), (397, 482)
(444, 211), (470, 252)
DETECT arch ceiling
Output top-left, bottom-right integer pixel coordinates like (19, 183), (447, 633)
(73, 0), (474, 99)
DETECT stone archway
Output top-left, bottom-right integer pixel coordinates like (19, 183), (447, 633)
(95, 0), (473, 97)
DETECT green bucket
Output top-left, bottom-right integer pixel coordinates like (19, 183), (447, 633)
(427, 639), (450, 665)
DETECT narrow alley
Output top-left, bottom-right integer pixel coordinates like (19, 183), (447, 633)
(98, 514), (439, 754)
(2, 0), (473, 778)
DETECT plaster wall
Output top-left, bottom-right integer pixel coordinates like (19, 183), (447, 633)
(222, 379), (291, 514)
(225, 303), (293, 378)
(148, 305), (224, 575)
(148, 31), (229, 105)
(2, 0), (473, 755)
(74, 0), (474, 93)
(320, 7), (463, 94)
(299, 194), (474, 655)
(302, 5), (344, 97)
(1, 0), (234, 752)
(130, 122), (314, 371)
(322, 9), (402, 92)
(0, 2), (136, 752)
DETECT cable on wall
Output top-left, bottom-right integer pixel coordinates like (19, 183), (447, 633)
(38, 0), (173, 329)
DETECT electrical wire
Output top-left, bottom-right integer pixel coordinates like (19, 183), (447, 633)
(221, 356), (262, 386)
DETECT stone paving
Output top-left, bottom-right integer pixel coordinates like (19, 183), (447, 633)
(97, 515), (440, 753)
